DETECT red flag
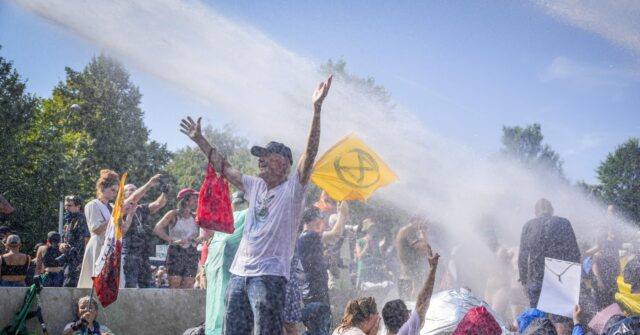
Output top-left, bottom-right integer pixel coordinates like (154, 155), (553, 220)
(92, 172), (127, 308)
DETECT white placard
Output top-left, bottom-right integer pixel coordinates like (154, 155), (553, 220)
(537, 257), (581, 317)
(156, 244), (169, 260)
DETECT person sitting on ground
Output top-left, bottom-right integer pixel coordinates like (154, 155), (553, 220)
(63, 296), (114, 335)
(180, 75), (332, 335)
(36, 231), (65, 287)
(154, 188), (200, 289)
(0, 234), (31, 286)
(332, 297), (381, 335)
(382, 244), (440, 335)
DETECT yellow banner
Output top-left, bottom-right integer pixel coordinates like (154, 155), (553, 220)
(311, 134), (397, 201)
(111, 172), (128, 240)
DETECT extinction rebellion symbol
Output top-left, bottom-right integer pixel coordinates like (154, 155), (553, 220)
(333, 149), (380, 188)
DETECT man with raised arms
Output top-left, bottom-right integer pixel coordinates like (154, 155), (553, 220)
(180, 75), (332, 335)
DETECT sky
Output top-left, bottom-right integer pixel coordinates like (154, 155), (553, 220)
(1, 1), (639, 184)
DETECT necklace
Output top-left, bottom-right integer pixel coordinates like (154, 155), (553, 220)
(545, 262), (576, 283)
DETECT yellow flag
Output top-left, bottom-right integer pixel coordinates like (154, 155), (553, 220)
(111, 172), (128, 239)
(311, 134), (398, 201)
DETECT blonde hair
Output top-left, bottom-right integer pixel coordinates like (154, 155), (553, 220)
(95, 169), (119, 197)
(337, 297), (377, 332)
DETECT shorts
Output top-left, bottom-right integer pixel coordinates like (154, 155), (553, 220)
(284, 276), (303, 324)
(166, 245), (198, 277)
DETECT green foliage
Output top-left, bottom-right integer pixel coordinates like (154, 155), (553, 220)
(166, 124), (258, 191)
(501, 123), (564, 178)
(51, 54), (172, 188)
(320, 59), (395, 110)
(597, 138), (640, 222)
(0, 52), (172, 248)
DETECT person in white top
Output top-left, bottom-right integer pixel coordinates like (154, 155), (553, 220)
(154, 188), (200, 288)
(332, 296), (381, 335)
(77, 169), (154, 288)
(179, 75), (332, 335)
(381, 244), (440, 335)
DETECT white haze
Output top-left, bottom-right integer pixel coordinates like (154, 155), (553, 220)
(14, 0), (636, 298)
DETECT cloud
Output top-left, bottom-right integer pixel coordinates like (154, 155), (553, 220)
(541, 56), (640, 87)
(532, 0), (640, 54)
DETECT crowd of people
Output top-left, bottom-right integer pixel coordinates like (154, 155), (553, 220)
(2, 76), (640, 335)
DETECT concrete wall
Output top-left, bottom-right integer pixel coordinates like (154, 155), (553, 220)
(0, 287), (205, 335)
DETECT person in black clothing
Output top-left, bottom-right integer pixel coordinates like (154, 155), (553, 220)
(298, 202), (348, 334)
(122, 174), (169, 288)
(518, 198), (581, 308)
(59, 195), (90, 287)
(36, 231), (65, 287)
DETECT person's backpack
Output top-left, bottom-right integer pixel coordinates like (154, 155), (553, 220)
(195, 152), (234, 234)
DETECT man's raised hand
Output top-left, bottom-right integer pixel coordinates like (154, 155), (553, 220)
(180, 116), (202, 141)
(427, 244), (440, 268)
(312, 75), (333, 107)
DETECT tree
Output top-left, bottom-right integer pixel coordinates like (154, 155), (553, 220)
(51, 54), (172, 189)
(320, 59), (395, 111)
(501, 123), (564, 178)
(597, 138), (640, 222)
(1, 52), (172, 247)
(166, 124), (258, 191)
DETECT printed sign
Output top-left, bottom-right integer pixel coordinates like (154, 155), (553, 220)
(537, 257), (581, 317)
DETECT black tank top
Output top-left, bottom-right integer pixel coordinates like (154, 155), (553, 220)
(0, 255), (29, 276)
(42, 245), (63, 267)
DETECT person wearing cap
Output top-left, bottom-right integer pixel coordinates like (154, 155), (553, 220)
(0, 234), (31, 286)
(204, 190), (249, 335)
(154, 187), (200, 288)
(296, 202), (349, 334)
(122, 174), (170, 288)
(180, 75), (331, 335)
(35, 231), (65, 287)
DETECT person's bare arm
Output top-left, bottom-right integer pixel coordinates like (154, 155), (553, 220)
(180, 117), (243, 190)
(416, 244), (440, 327)
(35, 246), (46, 274)
(126, 174), (162, 204)
(148, 190), (169, 215)
(321, 201), (348, 243)
(298, 75), (332, 184)
(355, 238), (369, 259)
(91, 219), (109, 235)
(120, 201), (136, 234)
(154, 210), (177, 244)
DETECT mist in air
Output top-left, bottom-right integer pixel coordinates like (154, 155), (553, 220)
(13, 0), (634, 299)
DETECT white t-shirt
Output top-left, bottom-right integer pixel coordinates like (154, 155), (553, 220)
(229, 169), (307, 279)
(397, 311), (420, 335)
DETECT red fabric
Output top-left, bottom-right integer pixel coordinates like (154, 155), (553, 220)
(195, 162), (234, 234)
(200, 241), (209, 265)
(93, 240), (122, 308)
(452, 306), (502, 335)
